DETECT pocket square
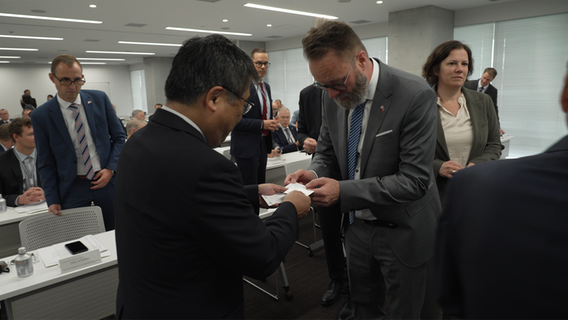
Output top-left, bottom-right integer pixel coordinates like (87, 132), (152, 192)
(375, 130), (393, 137)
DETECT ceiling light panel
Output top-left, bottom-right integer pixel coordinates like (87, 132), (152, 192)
(0, 13), (102, 24)
(243, 3), (338, 19)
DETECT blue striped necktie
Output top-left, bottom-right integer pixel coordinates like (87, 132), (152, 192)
(347, 102), (365, 224)
(68, 103), (94, 180)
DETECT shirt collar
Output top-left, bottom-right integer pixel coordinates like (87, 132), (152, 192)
(56, 93), (82, 109)
(14, 148), (37, 162)
(160, 106), (206, 142)
(365, 58), (380, 101)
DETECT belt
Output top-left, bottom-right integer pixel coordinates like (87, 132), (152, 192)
(77, 175), (88, 179)
(358, 219), (398, 229)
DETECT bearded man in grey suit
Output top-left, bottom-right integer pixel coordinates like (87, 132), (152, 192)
(286, 19), (441, 319)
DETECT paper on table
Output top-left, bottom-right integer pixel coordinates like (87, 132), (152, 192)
(37, 234), (110, 268)
(261, 183), (314, 207)
(14, 201), (48, 214)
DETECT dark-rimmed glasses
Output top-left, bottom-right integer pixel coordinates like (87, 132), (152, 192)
(53, 75), (86, 86)
(253, 61), (271, 68)
(313, 56), (356, 92)
(222, 86), (254, 115)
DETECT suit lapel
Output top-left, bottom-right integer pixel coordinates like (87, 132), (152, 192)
(81, 92), (97, 140)
(48, 99), (75, 151)
(359, 60), (392, 176)
(8, 150), (24, 189)
(462, 88), (482, 162)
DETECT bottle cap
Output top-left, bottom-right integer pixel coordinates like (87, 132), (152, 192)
(18, 247), (26, 255)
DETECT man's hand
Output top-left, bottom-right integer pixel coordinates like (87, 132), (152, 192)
(258, 183), (287, 208)
(267, 148), (282, 158)
(439, 161), (464, 178)
(284, 169), (317, 186)
(263, 119), (279, 132)
(305, 177), (340, 207)
(303, 137), (317, 154)
(91, 168), (113, 189)
(49, 204), (62, 216)
(282, 190), (311, 220)
(17, 187), (45, 205)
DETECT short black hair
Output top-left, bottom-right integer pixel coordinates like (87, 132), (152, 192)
(165, 34), (258, 107)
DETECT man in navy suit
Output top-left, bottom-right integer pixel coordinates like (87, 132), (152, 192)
(436, 66), (568, 319)
(31, 54), (125, 230)
(230, 48), (280, 184)
(0, 117), (45, 206)
(272, 106), (300, 153)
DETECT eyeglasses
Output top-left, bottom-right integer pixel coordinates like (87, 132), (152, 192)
(53, 75), (86, 86)
(222, 86), (254, 115)
(313, 56), (356, 92)
(253, 61), (271, 68)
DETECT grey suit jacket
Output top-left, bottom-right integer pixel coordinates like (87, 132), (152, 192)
(308, 59), (441, 267)
(433, 86), (502, 199)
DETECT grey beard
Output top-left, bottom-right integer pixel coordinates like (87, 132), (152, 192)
(333, 69), (368, 110)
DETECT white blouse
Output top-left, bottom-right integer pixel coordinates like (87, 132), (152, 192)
(437, 93), (473, 168)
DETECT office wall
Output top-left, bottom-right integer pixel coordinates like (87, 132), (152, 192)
(0, 64), (134, 118)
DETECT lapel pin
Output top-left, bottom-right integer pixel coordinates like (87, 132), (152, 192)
(88, 101), (92, 104)
(380, 105), (384, 112)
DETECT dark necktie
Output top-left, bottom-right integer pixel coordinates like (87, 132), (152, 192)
(479, 86), (484, 92)
(347, 102), (365, 224)
(259, 83), (269, 136)
(68, 103), (95, 180)
(284, 127), (294, 144)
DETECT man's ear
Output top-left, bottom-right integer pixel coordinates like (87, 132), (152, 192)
(204, 86), (225, 112)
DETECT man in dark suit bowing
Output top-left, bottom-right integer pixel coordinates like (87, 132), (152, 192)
(0, 124), (14, 153)
(230, 48), (280, 184)
(272, 106), (301, 153)
(114, 35), (310, 320)
(31, 54), (125, 230)
(0, 117), (45, 206)
(436, 66), (568, 319)
(286, 19), (441, 319)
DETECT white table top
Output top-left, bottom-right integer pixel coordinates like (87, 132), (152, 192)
(266, 151), (312, 170)
(0, 230), (117, 301)
(0, 207), (48, 227)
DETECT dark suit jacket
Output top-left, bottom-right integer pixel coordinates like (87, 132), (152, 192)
(297, 85), (324, 152)
(31, 90), (125, 206)
(0, 148), (41, 206)
(115, 108), (299, 319)
(436, 135), (568, 319)
(433, 86), (502, 200)
(272, 124), (299, 153)
(230, 81), (273, 158)
(309, 59), (441, 267)
(464, 79), (499, 118)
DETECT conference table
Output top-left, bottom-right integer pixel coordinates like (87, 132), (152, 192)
(0, 231), (117, 320)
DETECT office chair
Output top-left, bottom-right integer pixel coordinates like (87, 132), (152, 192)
(19, 206), (106, 251)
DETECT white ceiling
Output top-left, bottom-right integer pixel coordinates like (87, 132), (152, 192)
(0, 0), (514, 65)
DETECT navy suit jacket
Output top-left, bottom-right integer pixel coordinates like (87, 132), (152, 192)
(115, 109), (299, 319)
(272, 124), (299, 154)
(230, 81), (273, 158)
(297, 85), (324, 151)
(0, 148), (41, 206)
(437, 135), (568, 319)
(31, 90), (125, 206)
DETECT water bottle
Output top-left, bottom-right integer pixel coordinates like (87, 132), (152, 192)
(15, 247), (34, 278)
(0, 194), (7, 213)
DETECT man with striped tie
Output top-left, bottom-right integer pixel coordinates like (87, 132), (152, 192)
(31, 54), (125, 230)
(285, 19), (441, 319)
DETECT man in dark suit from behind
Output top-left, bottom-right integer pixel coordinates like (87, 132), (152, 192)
(230, 48), (280, 184)
(297, 84), (351, 317)
(114, 34), (311, 320)
(0, 117), (45, 206)
(436, 66), (568, 319)
(272, 106), (301, 153)
(0, 123), (14, 153)
(464, 67), (504, 133)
